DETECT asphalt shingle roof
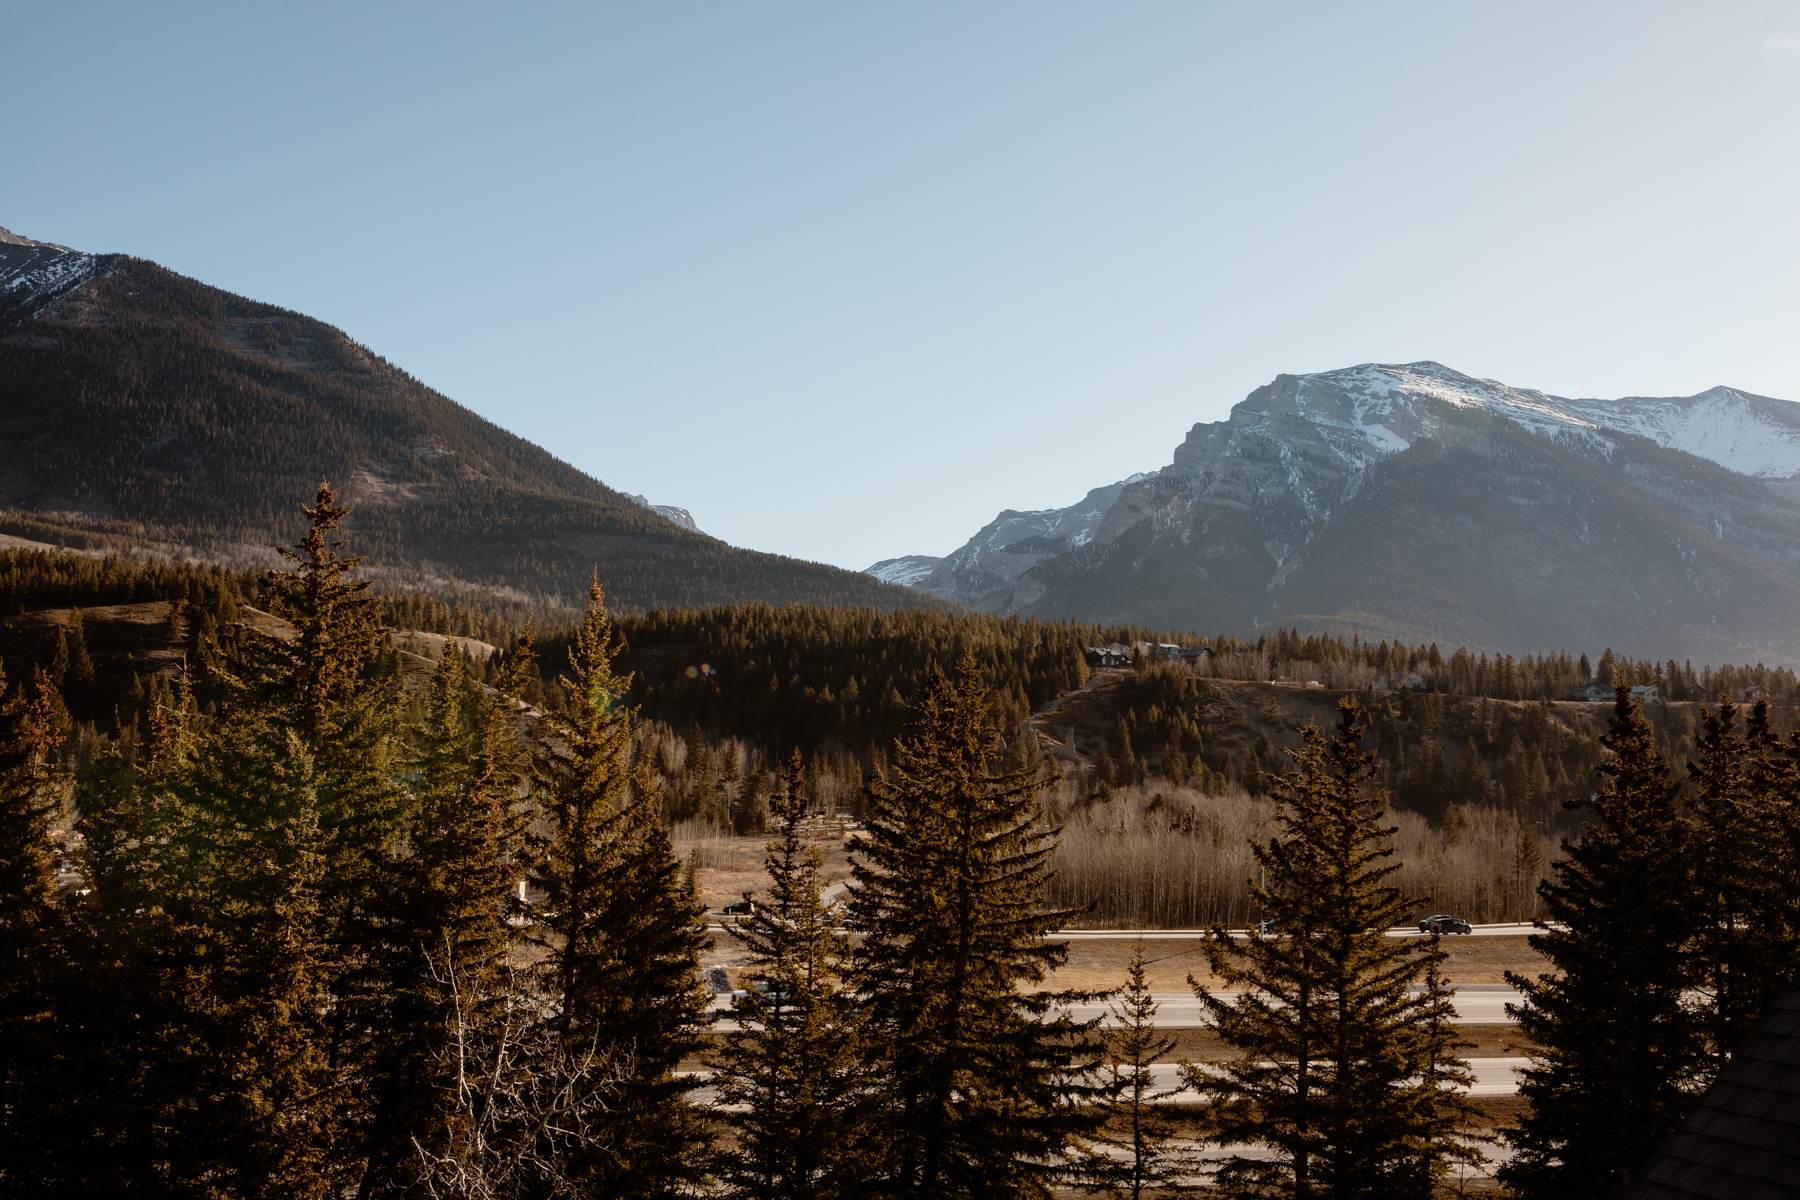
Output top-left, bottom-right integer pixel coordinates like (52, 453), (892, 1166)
(1630, 987), (1800, 1199)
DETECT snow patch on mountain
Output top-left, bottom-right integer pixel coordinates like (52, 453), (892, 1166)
(1565, 387), (1800, 479)
(0, 244), (98, 313)
(865, 555), (942, 587)
(1296, 362), (1800, 479)
(973, 474), (1157, 553)
(1274, 362), (1615, 467)
(625, 494), (700, 533)
(1, 251), (94, 294)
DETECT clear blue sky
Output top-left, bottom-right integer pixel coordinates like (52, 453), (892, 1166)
(8, 3), (1800, 569)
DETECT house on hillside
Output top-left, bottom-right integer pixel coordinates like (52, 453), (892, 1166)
(1128, 641), (1211, 665)
(1738, 683), (1770, 704)
(1569, 682), (1663, 705)
(1389, 670), (1426, 691)
(1628, 986), (1800, 1198)
(1085, 643), (1131, 668)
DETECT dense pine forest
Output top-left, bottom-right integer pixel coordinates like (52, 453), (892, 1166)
(4, 530), (1795, 860)
(4, 488), (1800, 1195)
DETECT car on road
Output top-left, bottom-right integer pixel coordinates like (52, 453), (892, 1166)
(720, 896), (757, 916)
(1418, 913), (1472, 935)
(728, 979), (791, 1010)
(1256, 918), (1278, 937)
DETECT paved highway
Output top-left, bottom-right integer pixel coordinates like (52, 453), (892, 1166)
(1058, 922), (1543, 941)
(709, 921), (1546, 938)
(713, 986), (1522, 1027)
(1065, 986), (1521, 1028)
(1172, 1139), (1512, 1172)
(1145, 1056), (1527, 1100)
(689, 1056), (1528, 1108)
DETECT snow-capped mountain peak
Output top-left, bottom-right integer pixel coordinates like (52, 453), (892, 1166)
(869, 362), (1800, 645)
(1255, 361), (1603, 460)
(1249, 361), (1800, 480)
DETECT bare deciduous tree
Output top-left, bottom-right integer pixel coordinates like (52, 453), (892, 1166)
(410, 954), (632, 1200)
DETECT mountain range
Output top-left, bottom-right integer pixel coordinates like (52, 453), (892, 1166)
(867, 361), (1800, 662)
(0, 226), (920, 617)
(10, 220), (1800, 662)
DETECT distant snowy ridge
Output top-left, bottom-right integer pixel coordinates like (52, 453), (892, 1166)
(964, 472), (1161, 556)
(1260, 362), (1800, 481)
(868, 361), (1800, 617)
(1565, 386), (1800, 480)
(858, 473), (1157, 610)
(625, 493), (700, 533)
(865, 555), (942, 587)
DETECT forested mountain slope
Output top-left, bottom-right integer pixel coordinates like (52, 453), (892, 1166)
(0, 228), (921, 616)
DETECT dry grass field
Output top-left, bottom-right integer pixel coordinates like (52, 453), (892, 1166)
(679, 821), (859, 914)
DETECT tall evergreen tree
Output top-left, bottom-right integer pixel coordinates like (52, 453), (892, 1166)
(227, 484), (407, 1189)
(359, 649), (529, 1196)
(714, 751), (875, 1200)
(849, 651), (1103, 1199)
(1392, 941), (1485, 1198)
(65, 607), (97, 687)
(498, 627), (542, 706)
(88, 484), (407, 1196)
(81, 672), (198, 907)
(0, 664), (72, 1190)
(1187, 698), (1476, 1199)
(1756, 706), (1800, 899)
(1502, 687), (1707, 1199)
(251, 483), (406, 957)
(1088, 945), (1189, 1199)
(64, 670), (207, 1193)
(1684, 697), (1770, 1061)
(533, 575), (710, 1198)
(233, 733), (338, 1195)
(1756, 702), (1800, 994)
(145, 688), (343, 1198)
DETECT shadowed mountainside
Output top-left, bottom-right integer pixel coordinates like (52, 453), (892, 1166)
(0, 229), (924, 617)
